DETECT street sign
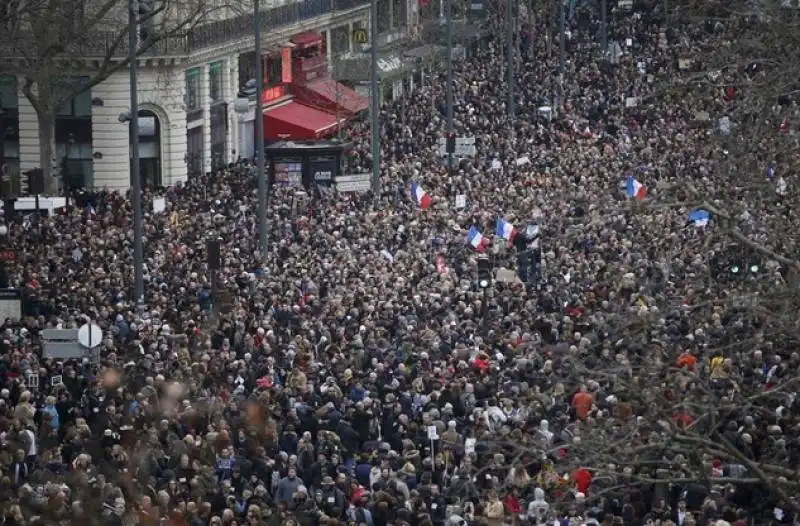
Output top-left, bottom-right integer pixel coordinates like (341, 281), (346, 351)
(0, 288), (21, 321)
(438, 136), (476, 157)
(336, 173), (371, 193)
(78, 323), (103, 349)
(41, 328), (85, 359)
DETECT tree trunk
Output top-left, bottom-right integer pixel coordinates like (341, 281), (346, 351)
(36, 110), (58, 195)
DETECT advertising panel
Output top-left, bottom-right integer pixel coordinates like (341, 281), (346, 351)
(273, 158), (303, 187)
(309, 155), (336, 188)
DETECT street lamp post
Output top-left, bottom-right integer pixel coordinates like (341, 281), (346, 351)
(506, 0), (515, 120)
(254, 0), (268, 261)
(118, 107), (145, 305)
(128, 0), (144, 305)
(0, 225), (9, 289)
(445, 0), (454, 174)
(369, 0), (380, 199)
(0, 100), (6, 196)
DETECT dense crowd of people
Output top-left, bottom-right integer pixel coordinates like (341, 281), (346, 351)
(0, 0), (798, 525)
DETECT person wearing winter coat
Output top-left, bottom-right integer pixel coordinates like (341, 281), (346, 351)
(528, 487), (550, 525)
(484, 492), (505, 526)
(276, 468), (305, 505)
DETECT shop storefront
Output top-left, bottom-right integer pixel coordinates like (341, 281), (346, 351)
(264, 140), (350, 193)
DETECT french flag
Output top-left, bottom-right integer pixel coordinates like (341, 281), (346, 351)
(626, 176), (647, 201)
(466, 226), (488, 252)
(410, 182), (432, 209)
(495, 218), (517, 241)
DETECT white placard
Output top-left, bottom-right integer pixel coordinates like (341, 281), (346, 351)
(24, 371), (39, 389)
(625, 38), (633, 47)
(718, 116), (731, 135)
(625, 97), (638, 108)
(427, 425), (439, 441)
(516, 156), (530, 166)
(465, 437), (476, 455)
(152, 197), (166, 214)
(437, 136), (476, 157)
(490, 159), (502, 171)
(455, 195), (467, 209)
(51, 375), (63, 387)
(336, 174), (371, 193)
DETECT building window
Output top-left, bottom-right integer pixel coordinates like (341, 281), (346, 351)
(2, 139), (19, 191)
(393, 0), (407, 29)
(0, 76), (18, 110)
(57, 91), (92, 117)
(56, 137), (93, 189)
(238, 52), (255, 95)
(377, 0), (391, 33)
(53, 77), (92, 117)
(331, 25), (350, 54)
(265, 55), (282, 88)
(209, 61), (223, 103)
(185, 68), (201, 110)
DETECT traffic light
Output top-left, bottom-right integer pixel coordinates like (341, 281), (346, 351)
(711, 246), (762, 282)
(446, 133), (456, 155)
(2, 199), (15, 222)
(477, 256), (492, 288)
(24, 169), (44, 195)
(206, 239), (221, 270)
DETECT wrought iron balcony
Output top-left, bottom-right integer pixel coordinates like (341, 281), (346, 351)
(188, 0), (370, 52)
(0, 0), (369, 59)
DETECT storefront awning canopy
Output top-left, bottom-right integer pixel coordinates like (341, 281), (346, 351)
(404, 44), (448, 60)
(293, 78), (369, 116)
(263, 101), (340, 140)
(333, 53), (411, 83)
(291, 31), (323, 49)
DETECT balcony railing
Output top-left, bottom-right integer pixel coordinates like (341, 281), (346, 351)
(189, 0), (369, 52)
(1, 0), (369, 59)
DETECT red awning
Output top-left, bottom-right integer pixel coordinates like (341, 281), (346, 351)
(291, 31), (323, 49)
(293, 78), (369, 116)
(262, 101), (340, 140)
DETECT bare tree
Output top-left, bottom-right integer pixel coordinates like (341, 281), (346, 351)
(0, 0), (227, 191)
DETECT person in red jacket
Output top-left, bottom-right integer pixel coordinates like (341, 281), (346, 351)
(503, 487), (523, 516)
(571, 467), (593, 494)
(473, 353), (490, 374)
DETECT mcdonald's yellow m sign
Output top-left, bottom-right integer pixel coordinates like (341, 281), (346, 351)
(352, 28), (368, 45)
